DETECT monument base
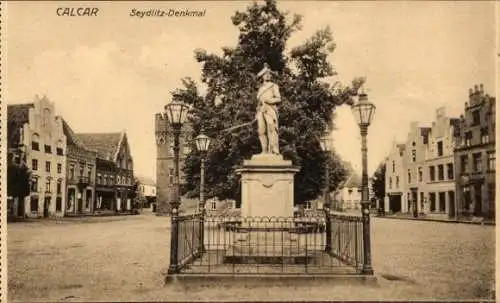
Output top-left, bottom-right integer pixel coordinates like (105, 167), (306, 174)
(223, 230), (312, 265)
(237, 154), (299, 218)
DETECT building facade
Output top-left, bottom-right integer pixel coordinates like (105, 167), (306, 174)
(76, 132), (135, 213)
(422, 107), (460, 218)
(384, 141), (408, 213)
(137, 176), (157, 209)
(155, 113), (193, 215)
(454, 85), (496, 219)
(62, 119), (97, 215)
(7, 96), (67, 218)
(333, 174), (362, 211)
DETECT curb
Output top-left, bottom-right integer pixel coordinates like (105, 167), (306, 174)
(375, 215), (495, 226)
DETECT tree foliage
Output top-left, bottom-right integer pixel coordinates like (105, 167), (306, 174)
(7, 163), (31, 199)
(175, 0), (365, 205)
(371, 162), (386, 202)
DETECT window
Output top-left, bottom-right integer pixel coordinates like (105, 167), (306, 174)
(465, 132), (472, 147)
(32, 159), (38, 171)
(32, 141), (40, 151)
(45, 161), (51, 173)
(396, 176), (400, 188)
(79, 164), (84, 177)
(44, 144), (52, 154)
(169, 168), (174, 185)
(305, 201), (312, 210)
(488, 152), (495, 171)
(407, 169), (412, 183)
(437, 141), (443, 157)
(481, 128), (489, 144)
(45, 179), (51, 193)
(429, 192), (436, 212)
(104, 176), (108, 185)
(418, 167), (423, 182)
(420, 192), (424, 209)
(87, 166), (92, 181)
(392, 161), (395, 173)
(97, 174), (102, 185)
(423, 134), (429, 145)
(56, 197), (62, 211)
(460, 155), (469, 173)
(30, 196), (39, 212)
(211, 200), (217, 210)
(411, 150), (416, 162)
(473, 153), (482, 172)
(69, 165), (75, 180)
(57, 163), (62, 174)
(438, 164), (444, 181)
(472, 110), (480, 126)
(429, 166), (435, 181)
(169, 143), (174, 156)
(389, 177), (392, 189)
(447, 163), (454, 180)
(31, 177), (39, 192)
(56, 147), (64, 156)
(57, 180), (62, 194)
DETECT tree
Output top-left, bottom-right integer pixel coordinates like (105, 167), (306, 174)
(371, 162), (386, 203)
(176, 0), (365, 205)
(7, 162), (31, 214)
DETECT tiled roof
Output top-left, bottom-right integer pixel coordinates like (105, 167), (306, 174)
(7, 103), (34, 148)
(61, 118), (85, 147)
(75, 132), (123, 161)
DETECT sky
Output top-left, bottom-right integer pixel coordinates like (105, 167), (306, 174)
(5, 1), (497, 180)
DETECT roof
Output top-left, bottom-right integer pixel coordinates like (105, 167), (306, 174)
(75, 132), (123, 161)
(344, 174), (361, 188)
(62, 118), (86, 147)
(136, 175), (156, 186)
(7, 103), (34, 148)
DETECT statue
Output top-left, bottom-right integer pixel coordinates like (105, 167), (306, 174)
(256, 63), (281, 154)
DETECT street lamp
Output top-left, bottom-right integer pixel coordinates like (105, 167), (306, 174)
(320, 130), (333, 252)
(195, 129), (211, 254)
(351, 88), (375, 275)
(195, 130), (211, 212)
(165, 99), (190, 274)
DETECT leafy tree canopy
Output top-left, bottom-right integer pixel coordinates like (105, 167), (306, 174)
(371, 162), (386, 202)
(174, 0), (364, 205)
(7, 163), (31, 199)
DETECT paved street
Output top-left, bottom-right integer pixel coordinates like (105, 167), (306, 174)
(8, 211), (495, 302)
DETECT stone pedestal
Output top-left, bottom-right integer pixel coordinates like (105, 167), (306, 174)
(237, 154), (300, 218)
(224, 154), (306, 264)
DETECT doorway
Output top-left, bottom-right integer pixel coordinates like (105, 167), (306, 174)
(43, 197), (51, 218)
(389, 194), (402, 213)
(474, 184), (482, 216)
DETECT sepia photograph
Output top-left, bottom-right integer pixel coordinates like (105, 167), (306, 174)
(2, 1), (497, 302)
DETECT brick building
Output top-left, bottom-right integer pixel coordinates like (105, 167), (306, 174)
(62, 119), (97, 215)
(7, 96), (67, 218)
(155, 112), (193, 215)
(76, 132), (135, 213)
(454, 84), (496, 219)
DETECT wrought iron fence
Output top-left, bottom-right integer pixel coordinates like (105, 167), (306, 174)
(170, 211), (365, 275)
(171, 213), (203, 272)
(328, 214), (363, 271)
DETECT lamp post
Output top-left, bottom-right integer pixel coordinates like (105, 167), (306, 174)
(351, 88), (375, 275)
(195, 129), (211, 253)
(320, 131), (333, 252)
(164, 99), (190, 274)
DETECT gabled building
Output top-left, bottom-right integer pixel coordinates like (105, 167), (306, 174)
(333, 174), (362, 211)
(422, 107), (460, 218)
(384, 141), (408, 213)
(7, 96), (67, 218)
(155, 113), (193, 215)
(76, 132), (135, 212)
(454, 84), (496, 220)
(62, 119), (97, 215)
